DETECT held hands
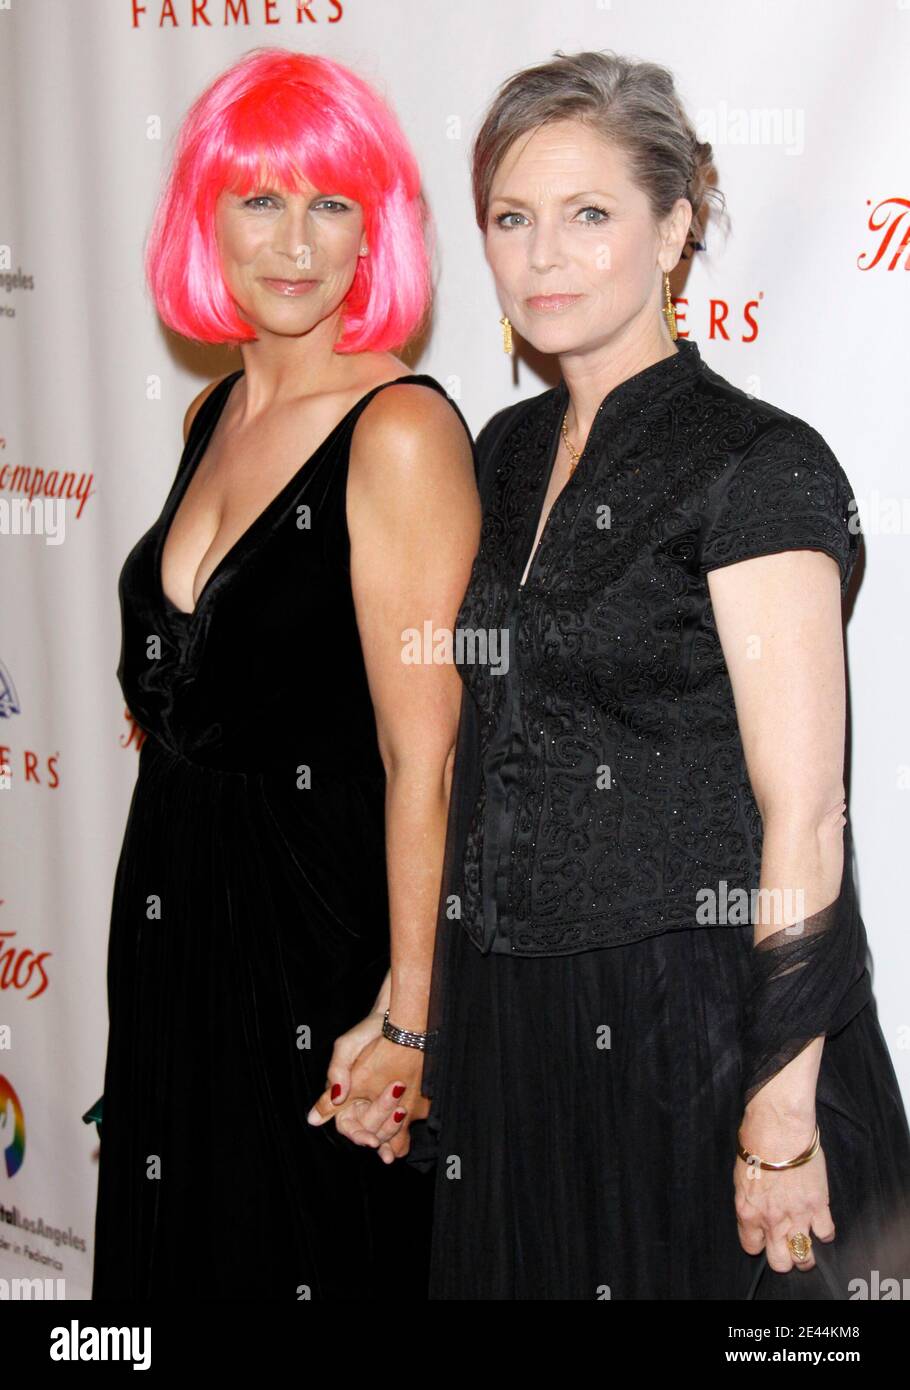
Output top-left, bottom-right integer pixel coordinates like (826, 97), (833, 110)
(733, 1104), (835, 1274)
(307, 1008), (430, 1164)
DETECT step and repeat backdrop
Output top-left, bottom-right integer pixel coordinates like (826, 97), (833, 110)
(0, 0), (907, 1298)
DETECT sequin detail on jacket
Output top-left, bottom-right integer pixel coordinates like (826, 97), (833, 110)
(453, 338), (861, 956)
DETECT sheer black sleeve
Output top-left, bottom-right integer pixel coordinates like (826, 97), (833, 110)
(739, 820), (872, 1107)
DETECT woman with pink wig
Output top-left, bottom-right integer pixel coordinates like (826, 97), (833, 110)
(89, 47), (478, 1299)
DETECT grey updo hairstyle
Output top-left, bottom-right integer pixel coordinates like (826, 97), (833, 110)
(471, 49), (726, 257)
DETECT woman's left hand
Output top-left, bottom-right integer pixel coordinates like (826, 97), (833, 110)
(733, 1108), (836, 1273)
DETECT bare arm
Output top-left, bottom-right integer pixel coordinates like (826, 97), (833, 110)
(708, 547), (848, 1128)
(304, 383), (479, 1155)
(347, 384), (480, 1034)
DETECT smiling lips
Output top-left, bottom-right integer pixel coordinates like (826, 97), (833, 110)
(261, 277), (319, 296)
(525, 292), (584, 312)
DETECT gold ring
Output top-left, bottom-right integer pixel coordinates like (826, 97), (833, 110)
(786, 1231), (812, 1262)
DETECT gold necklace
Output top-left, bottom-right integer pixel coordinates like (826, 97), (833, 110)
(561, 412), (581, 475)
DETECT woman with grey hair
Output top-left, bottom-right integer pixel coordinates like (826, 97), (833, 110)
(391, 49), (910, 1300)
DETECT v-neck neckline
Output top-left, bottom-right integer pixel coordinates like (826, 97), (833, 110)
(156, 369), (424, 622)
(516, 339), (702, 592)
(517, 391), (568, 589)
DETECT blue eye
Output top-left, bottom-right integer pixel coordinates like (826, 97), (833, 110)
(242, 195), (352, 213)
(493, 206), (609, 228)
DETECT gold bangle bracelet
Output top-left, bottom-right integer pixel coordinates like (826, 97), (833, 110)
(736, 1123), (820, 1171)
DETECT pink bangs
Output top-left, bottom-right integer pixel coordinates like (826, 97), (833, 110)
(145, 47), (433, 351)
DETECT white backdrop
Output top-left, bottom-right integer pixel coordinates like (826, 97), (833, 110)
(0, 0), (907, 1299)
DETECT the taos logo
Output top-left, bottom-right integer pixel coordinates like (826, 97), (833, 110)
(858, 197), (910, 271)
(0, 661), (20, 720)
(0, 900), (52, 999)
(0, 1075), (25, 1179)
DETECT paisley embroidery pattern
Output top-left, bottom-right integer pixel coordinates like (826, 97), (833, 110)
(454, 339), (861, 956)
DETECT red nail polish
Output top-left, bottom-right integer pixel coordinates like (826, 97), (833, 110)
(393, 1110), (405, 1122)
(331, 1083), (341, 1100)
(392, 1084), (406, 1098)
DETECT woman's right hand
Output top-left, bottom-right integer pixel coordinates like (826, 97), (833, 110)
(314, 966), (392, 1111)
(317, 1004), (388, 1115)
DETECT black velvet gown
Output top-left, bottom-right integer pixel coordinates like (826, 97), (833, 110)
(91, 370), (469, 1300)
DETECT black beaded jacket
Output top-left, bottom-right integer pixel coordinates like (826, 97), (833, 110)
(448, 336), (861, 959)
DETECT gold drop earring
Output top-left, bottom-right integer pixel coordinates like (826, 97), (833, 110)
(500, 314), (513, 355)
(662, 272), (678, 341)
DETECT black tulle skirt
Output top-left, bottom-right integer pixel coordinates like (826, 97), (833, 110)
(423, 915), (910, 1300)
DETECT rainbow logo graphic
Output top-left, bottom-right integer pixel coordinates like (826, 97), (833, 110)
(0, 1076), (25, 1178)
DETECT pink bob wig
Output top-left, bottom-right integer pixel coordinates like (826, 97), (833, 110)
(144, 47), (433, 352)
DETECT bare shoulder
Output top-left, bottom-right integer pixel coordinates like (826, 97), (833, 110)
(349, 380), (473, 488)
(182, 372), (234, 445)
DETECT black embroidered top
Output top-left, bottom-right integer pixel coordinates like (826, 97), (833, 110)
(451, 336), (861, 957)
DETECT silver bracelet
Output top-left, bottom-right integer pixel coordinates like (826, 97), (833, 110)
(382, 1009), (437, 1052)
